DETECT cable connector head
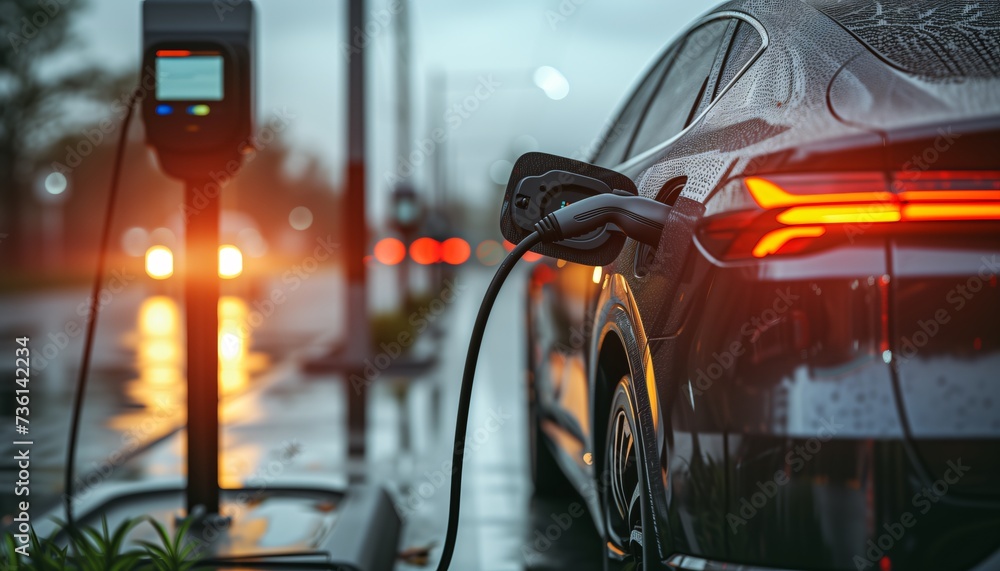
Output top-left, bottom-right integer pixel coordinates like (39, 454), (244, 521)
(533, 193), (671, 246)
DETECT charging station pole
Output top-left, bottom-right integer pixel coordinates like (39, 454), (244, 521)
(184, 181), (221, 515)
(345, 0), (371, 462)
(142, 0), (254, 515)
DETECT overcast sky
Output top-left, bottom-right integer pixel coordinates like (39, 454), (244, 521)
(63, 0), (715, 221)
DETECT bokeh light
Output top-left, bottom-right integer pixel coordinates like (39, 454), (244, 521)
(374, 237), (407, 265)
(149, 227), (177, 249)
(533, 66), (570, 100)
(145, 245), (174, 280)
(441, 237), (471, 265)
(476, 240), (504, 265)
(288, 206), (314, 231)
(121, 227), (149, 257)
(218, 245), (243, 279)
(410, 237), (441, 265)
(44, 172), (68, 195)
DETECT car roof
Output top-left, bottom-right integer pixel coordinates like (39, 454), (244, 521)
(606, 0), (999, 178)
(800, 0), (1000, 79)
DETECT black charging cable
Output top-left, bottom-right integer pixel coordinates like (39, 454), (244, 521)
(434, 230), (542, 571)
(64, 87), (141, 532)
(434, 192), (670, 570)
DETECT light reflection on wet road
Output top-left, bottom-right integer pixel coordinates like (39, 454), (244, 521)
(0, 266), (600, 570)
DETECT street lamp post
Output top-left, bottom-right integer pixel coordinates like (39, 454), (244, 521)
(344, 0), (372, 462)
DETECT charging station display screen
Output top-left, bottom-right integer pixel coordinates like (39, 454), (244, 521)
(156, 52), (224, 101)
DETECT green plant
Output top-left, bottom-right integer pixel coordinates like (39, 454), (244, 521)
(1, 527), (68, 571)
(137, 516), (201, 571)
(27, 529), (70, 571)
(1, 532), (24, 570)
(65, 517), (144, 571)
(1, 515), (203, 571)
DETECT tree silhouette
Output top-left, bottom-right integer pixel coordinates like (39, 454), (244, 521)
(0, 0), (119, 272)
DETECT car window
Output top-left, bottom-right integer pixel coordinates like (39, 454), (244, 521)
(627, 19), (730, 159)
(715, 21), (763, 99)
(686, 19), (738, 124)
(591, 48), (674, 168)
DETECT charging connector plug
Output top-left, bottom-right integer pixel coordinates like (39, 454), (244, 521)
(533, 193), (671, 246)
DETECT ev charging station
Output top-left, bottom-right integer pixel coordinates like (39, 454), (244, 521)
(61, 2), (400, 569)
(142, 0), (257, 519)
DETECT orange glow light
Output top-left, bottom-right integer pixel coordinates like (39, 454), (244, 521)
(374, 237), (406, 265)
(145, 245), (174, 279)
(752, 226), (826, 258)
(746, 176), (895, 209)
(156, 50), (192, 57)
(441, 238), (471, 265)
(901, 203), (1000, 221)
(410, 237), (441, 265)
(777, 204), (901, 225)
(502, 239), (542, 261)
(899, 190), (1000, 202)
(218, 245), (243, 279)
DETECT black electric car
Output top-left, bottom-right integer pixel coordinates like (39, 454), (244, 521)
(521, 1), (1000, 569)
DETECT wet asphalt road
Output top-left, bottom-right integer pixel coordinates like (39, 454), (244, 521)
(0, 264), (601, 570)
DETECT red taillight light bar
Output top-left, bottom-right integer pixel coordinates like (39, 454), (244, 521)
(699, 172), (1000, 261)
(752, 226), (827, 258)
(156, 49), (192, 57)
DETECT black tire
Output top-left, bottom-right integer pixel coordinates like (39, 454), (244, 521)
(601, 377), (653, 570)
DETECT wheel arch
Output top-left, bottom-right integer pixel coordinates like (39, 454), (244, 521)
(589, 275), (672, 562)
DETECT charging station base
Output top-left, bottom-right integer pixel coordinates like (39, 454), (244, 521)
(55, 484), (401, 571)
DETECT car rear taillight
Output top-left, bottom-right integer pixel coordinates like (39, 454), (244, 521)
(698, 171), (1000, 261)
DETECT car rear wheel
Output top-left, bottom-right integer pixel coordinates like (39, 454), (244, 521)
(602, 377), (650, 570)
